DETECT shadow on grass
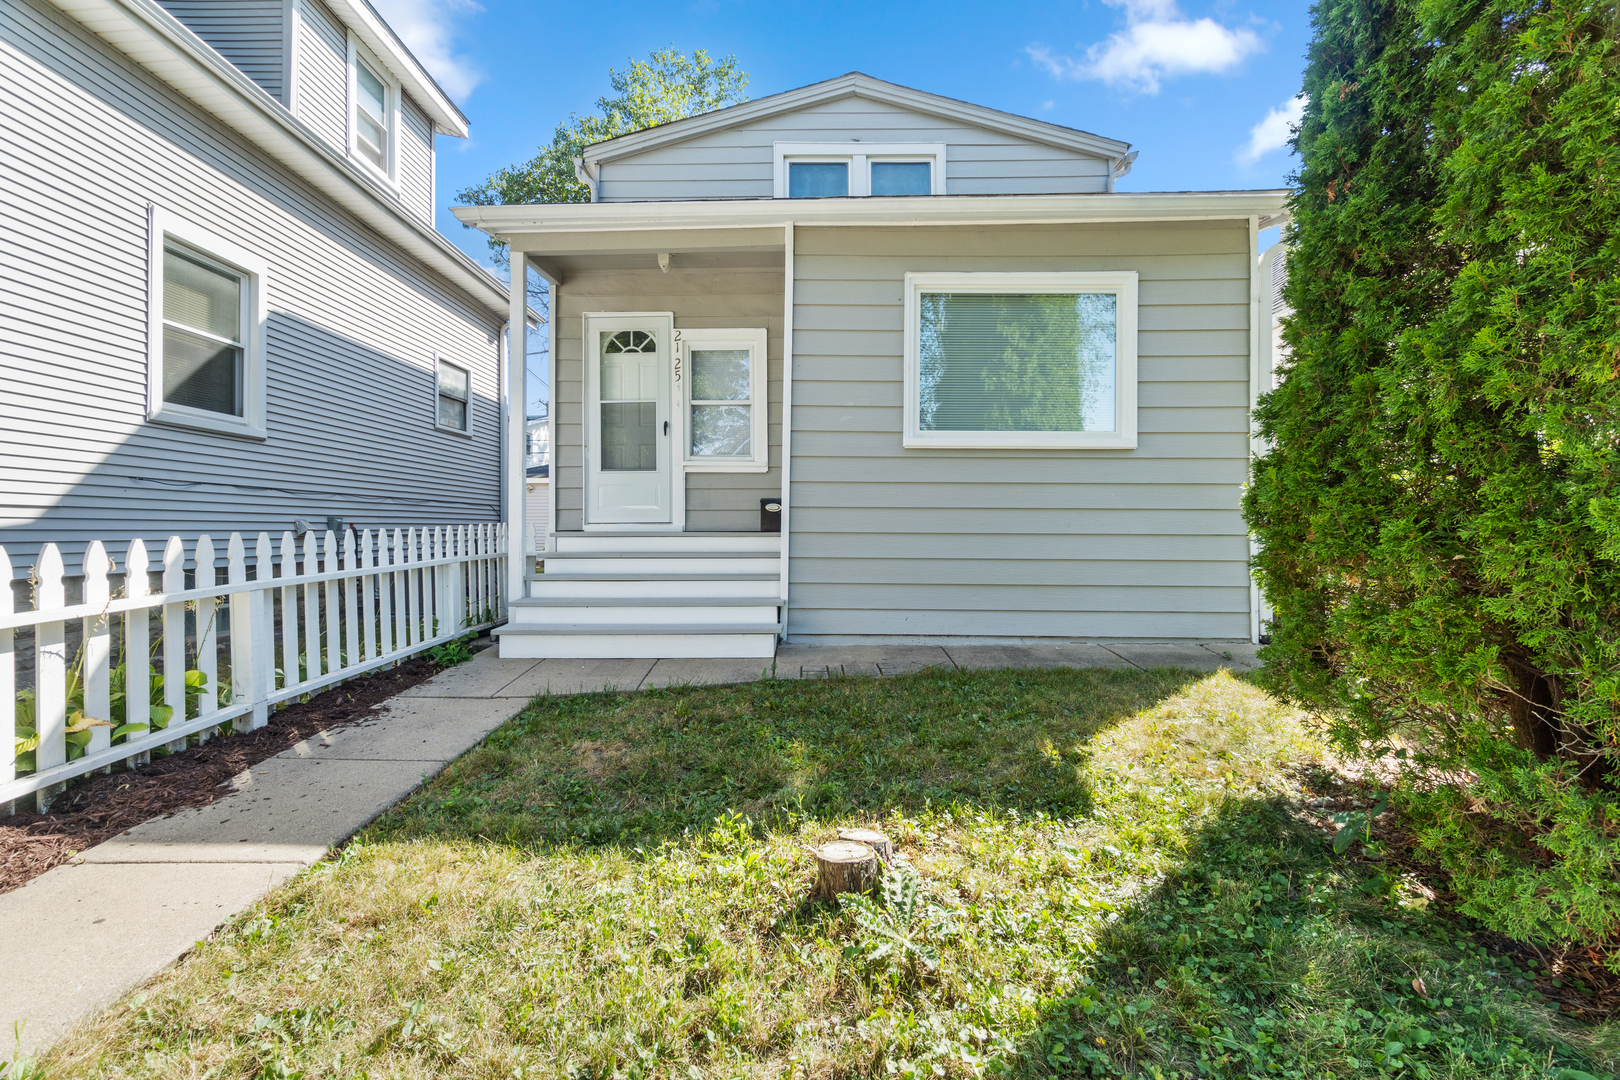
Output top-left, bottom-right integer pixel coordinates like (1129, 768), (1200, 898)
(369, 664), (1207, 851)
(1020, 796), (1611, 1078)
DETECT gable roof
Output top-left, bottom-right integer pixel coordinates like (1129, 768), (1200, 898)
(581, 72), (1133, 167)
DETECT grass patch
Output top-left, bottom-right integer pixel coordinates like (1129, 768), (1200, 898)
(35, 667), (1613, 1078)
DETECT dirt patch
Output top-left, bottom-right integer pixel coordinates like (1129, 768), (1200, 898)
(1, 642), (486, 895)
(572, 739), (635, 779)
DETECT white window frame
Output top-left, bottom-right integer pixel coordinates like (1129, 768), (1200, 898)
(346, 33), (397, 184)
(679, 327), (769, 473)
(774, 142), (946, 198)
(435, 354), (472, 435)
(146, 206), (268, 440)
(902, 271), (1139, 450)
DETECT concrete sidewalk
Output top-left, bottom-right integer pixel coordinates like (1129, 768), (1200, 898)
(0, 639), (1256, 1057)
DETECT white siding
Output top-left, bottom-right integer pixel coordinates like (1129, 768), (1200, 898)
(787, 221), (1254, 643)
(0, 0), (503, 572)
(157, 0), (285, 100)
(398, 91), (434, 224)
(292, 0), (345, 150)
(596, 97), (1114, 202)
(554, 263), (784, 532)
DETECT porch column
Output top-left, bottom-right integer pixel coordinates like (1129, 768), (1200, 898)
(506, 250), (527, 608)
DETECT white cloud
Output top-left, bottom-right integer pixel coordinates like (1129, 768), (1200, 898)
(368, 0), (483, 101)
(1028, 0), (1263, 95)
(1238, 93), (1305, 163)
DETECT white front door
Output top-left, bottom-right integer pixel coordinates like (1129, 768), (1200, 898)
(584, 313), (673, 525)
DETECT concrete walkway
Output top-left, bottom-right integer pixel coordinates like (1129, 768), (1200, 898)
(0, 640), (1256, 1057)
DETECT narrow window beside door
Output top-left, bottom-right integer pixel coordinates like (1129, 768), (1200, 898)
(682, 327), (769, 472)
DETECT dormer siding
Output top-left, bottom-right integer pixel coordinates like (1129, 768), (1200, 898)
(157, 0), (287, 100)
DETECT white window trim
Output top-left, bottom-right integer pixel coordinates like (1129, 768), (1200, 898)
(774, 142), (946, 198)
(902, 271), (1139, 450)
(679, 327), (769, 473)
(146, 206), (269, 440)
(346, 32), (398, 185)
(435, 354), (472, 436)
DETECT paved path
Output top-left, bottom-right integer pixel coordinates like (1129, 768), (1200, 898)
(0, 640), (1256, 1057)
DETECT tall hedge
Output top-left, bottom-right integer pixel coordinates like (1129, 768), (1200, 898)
(1247, 0), (1620, 955)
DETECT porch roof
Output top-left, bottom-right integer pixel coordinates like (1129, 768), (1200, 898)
(452, 189), (1292, 252)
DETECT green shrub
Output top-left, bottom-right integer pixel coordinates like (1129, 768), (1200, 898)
(1246, 0), (1620, 958)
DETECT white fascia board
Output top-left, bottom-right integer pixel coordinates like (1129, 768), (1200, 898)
(320, 0), (466, 135)
(454, 190), (1292, 239)
(583, 72), (1132, 168)
(48, 0), (506, 314)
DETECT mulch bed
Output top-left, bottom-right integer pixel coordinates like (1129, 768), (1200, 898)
(1294, 764), (1620, 1022)
(1, 650), (465, 896)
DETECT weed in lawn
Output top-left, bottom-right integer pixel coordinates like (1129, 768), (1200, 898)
(38, 668), (1612, 1078)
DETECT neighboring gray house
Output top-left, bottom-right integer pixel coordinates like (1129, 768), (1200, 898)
(456, 72), (1288, 659)
(0, 0), (511, 572)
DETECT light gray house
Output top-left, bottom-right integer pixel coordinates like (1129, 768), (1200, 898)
(0, 0), (511, 573)
(456, 73), (1288, 659)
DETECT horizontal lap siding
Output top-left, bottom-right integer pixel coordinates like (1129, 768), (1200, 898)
(398, 93), (434, 225)
(788, 222), (1253, 642)
(555, 266), (784, 532)
(292, 0), (344, 150)
(157, 0), (284, 99)
(0, 0), (503, 572)
(597, 97), (1113, 202)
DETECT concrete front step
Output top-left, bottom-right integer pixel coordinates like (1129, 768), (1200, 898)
(525, 574), (781, 599)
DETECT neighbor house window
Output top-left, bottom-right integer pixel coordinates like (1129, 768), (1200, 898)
(680, 328), (768, 472)
(348, 36), (395, 178)
(436, 357), (470, 432)
(902, 272), (1138, 449)
(775, 142), (944, 198)
(146, 207), (267, 439)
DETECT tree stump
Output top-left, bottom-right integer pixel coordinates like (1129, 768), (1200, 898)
(811, 840), (880, 900)
(837, 827), (895, 865)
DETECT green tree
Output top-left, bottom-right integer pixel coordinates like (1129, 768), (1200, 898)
(456, 47), (747, 251)
(1248, 0), (1620, 959)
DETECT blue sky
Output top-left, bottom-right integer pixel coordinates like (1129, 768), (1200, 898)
(373, 0), (1313, 269)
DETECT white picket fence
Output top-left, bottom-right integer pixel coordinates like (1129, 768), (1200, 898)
(2, 524), (506, 810)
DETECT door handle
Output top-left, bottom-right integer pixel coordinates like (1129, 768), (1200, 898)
(664, 420), (670, 436)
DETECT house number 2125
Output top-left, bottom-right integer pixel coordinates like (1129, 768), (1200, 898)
(672, 328), (682, 383)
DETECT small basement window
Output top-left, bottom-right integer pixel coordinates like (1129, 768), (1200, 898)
(902, 272), (1138, 449)
(436, 357), (470, 432)
(681, 328), (768, 472)
(146, 207), (266, 439)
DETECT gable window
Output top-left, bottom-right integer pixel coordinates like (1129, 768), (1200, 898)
(775, 142), (945, 198)
(436, 357), (470, 432)
(146, 207), (267, 439)
(348, 36), (396, 179)
(902, 272), (1138, 449)
(680, 328), (768, 472)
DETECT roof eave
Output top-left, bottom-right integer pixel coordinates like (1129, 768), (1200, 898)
(48, 0), (505, 313)
(453, 190), (1293, 238)
(322, 0), (468, 136)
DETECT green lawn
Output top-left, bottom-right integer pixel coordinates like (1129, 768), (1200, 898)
(35, 667), (1616, 1078)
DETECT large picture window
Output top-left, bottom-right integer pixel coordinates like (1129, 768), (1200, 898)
(902, 272), (1138, 449)
(680, 328), (769, 472)
(146, 207), (267, 439)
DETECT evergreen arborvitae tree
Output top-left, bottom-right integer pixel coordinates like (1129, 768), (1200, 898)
(1247, 0), (1620, 955)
